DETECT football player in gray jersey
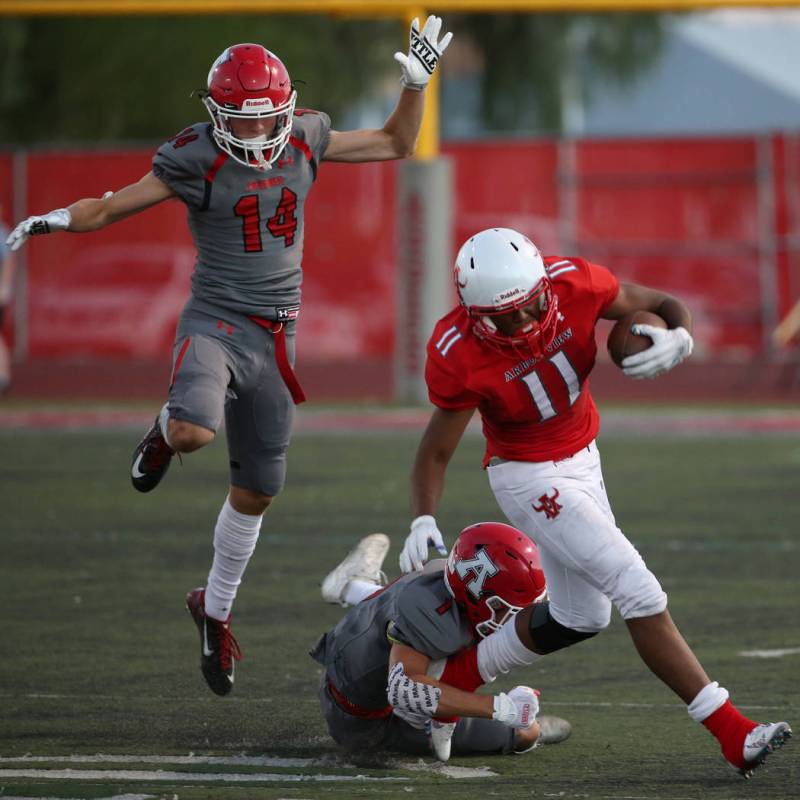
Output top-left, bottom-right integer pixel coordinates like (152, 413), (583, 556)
(312, 523), (571, 760)
(6, 17), (453, 696)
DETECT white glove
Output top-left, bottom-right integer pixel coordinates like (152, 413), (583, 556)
(492, 686), (540, 729)
(6, 208), (72, 252)
(394, 15), (453, 91)
(399, 515), (447, 573)
(621, 325), (693, 380)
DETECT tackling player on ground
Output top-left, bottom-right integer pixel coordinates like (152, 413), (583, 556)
(6, 17), (452, 697)
(313, 525), (570, 760)
(398, 227), (791, 778)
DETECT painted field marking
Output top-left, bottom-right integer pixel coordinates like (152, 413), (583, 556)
(0, 795), (155, 800)
(0, 755), (498, 781)
(0, 769), (404, 784)
(0, 755), (315, 767)
(739, 647), (800, 658)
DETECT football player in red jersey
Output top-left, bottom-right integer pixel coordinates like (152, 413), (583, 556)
(399, 227), (791, 778)
(5, 18), (452, 697)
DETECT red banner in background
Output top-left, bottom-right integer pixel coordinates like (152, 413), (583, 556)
(14, 134), (798, 368)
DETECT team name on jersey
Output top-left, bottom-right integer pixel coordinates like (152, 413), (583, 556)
(247, 176), (284, 190)
(503, 327), (573, 382)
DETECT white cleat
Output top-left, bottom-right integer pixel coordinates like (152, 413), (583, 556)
(735, 721), (792, 778)
(536, 714), (572, 745)
(321, 533), (390, 606)
(428, 719), (457, 762)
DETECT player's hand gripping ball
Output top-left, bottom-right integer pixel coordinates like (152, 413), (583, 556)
(606, 310), (667, 368)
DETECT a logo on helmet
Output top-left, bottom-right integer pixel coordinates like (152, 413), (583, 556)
(454, 549), (499, 600)
(494, 287), (524, 303)
(243, 98), (276, 110)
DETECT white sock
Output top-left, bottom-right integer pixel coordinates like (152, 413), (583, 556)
(477, 615), (542, 683)
(157, 402), (173, 449)
(343, 579), (380, 606)
(687, 681), (730, 722)
(204, 497), (262, 621)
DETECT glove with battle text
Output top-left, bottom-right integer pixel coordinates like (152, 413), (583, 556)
(5, 209), (72, 252)
(394, 15), (453, 91)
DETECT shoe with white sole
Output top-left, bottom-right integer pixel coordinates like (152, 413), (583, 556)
(536, 714), (572, 745)
(321, 533), (390, 606)
(732, 721), (792, 778)
(428, 719), (457, 762)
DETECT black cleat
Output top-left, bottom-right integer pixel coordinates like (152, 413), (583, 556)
(186, 587), (242, 697)
(131, 415), (174, 492)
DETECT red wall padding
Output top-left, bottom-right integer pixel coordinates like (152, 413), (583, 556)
(13, 134), (796, 362)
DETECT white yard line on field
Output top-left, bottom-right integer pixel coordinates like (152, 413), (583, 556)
(0, 755), (499, 781)
(0, 769), (404, 783)
(739, 647), (800, 658)
(0, 796), (155, 800)
(2, 697), (795, 712)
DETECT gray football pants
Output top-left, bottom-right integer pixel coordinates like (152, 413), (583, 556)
(318, 674), (515, 756)
(168, 300), (296, 497)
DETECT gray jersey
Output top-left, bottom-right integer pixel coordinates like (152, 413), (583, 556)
(152, 111), (330, 318)
(310, 570), (474, 711)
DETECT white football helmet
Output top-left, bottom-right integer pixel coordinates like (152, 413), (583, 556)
(454, 228), (558, 358)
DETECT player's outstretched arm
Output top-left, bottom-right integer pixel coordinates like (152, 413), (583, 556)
(5, 171), (176, 251)
(322, 15), (452, 163)
(401, 407), (474, 573)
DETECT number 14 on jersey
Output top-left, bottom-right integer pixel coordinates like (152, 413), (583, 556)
(234, 188), (298, 251)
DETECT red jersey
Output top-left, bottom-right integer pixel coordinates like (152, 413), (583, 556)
(425, 256), (619, 465)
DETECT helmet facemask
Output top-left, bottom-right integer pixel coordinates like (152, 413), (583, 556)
(469, 280), (559, 360)
(204, 91), (296, 171)
(474, 595), (526, 638)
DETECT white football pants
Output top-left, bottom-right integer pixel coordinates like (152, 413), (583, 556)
(487, 441), (667, 632)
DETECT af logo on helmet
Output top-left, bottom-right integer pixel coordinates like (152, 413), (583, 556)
(451, 548), (500, 600)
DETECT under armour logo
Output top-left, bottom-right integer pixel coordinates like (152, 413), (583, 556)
(532, 488), (562, 520)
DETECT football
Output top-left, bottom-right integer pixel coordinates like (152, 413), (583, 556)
(607, 310), (667, 368)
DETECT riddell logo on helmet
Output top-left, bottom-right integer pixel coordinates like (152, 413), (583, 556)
(495, 287), (524, 303)
(243, 98), (275, 110)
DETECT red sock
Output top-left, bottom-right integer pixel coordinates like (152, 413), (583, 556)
(702, 700), (758, 767)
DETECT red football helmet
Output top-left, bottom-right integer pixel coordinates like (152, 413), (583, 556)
(203, 43), (297, 170)
(444, 522), (546, 638)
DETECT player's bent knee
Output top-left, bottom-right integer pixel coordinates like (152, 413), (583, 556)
(229, 485), (273, 516)
(168, 419), (215, 452)
(528, 601), (601, 654)
(614, 564), (667, 619)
